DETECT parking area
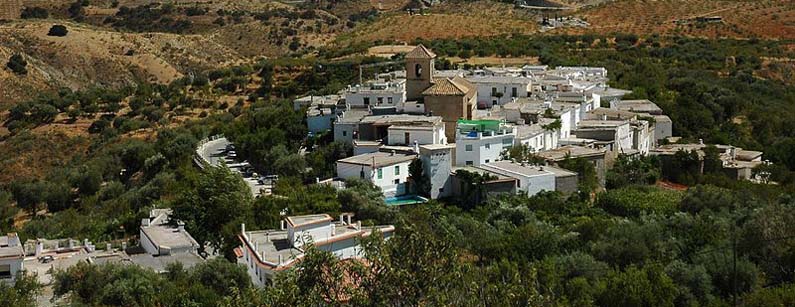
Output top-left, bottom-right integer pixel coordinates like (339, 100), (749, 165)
(196, 137), (274, 197)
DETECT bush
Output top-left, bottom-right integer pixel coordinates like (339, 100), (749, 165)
(47, 25), (69, 37)
(6, 54), (27, 75)
(597, 186), (683, 217)
(21, 7), (49, 19)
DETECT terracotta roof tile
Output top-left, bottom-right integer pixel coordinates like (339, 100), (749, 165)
(405, 44), (436, 59)
(422, 76), (474, 96)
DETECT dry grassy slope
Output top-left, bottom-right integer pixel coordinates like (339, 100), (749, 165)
(566, 0), (795, 39)
(0, 20), (246, 106)
(340, 1), (538, 43)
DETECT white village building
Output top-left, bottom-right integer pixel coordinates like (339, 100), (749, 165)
(237, 214), (394, 286)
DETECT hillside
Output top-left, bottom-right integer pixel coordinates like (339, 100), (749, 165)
(339, 1), (539, 43)
(565, 0), (795, 39)
(0, 20), (244, 106)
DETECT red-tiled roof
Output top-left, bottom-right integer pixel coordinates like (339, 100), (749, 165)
(422, 76), (474, 96)
(405, 44), (436, 59)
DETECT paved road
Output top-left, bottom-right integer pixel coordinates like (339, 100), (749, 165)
(197, 137), (268, 197)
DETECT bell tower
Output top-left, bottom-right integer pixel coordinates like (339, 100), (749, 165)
(405, 45), (435, 101)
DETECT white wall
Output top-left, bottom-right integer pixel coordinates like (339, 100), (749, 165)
(455, 134), (515, 166)
(558, 110), (573, 139)
(0, 258), (23, 283)
(307, 114), (335, 133)
(470, 80), (531, 108)
(139, 228), (158, 255)
(479, 164), (556, 196)
(290, 222), (333, 249)
(616, 123), (633, 153)
(334, 123), (357, 144)
(345, 91), (405, 109)
(387, 125), (445, 146)
(336, 160), (413, 196)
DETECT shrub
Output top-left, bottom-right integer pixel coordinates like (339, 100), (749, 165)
(21, 7), (49, 19)
(6, 54), (28, 75)
(597, 186), (683, 217)
(47, 25), (69, 37)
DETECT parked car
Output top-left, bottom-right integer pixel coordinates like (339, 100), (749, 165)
(39, 255), (54, 263)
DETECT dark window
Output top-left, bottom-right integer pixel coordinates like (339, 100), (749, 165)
(512, 87), (517, 97)
(415, 63), (422, 78)
(363, 97), (370, 105)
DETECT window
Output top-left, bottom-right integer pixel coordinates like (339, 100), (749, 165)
(394, 165), (400, 175)
(465, 144), (473, 151)
(439, 188), (444, 193)
(377, 168), (383, 179)
(388, 97), (393, 104)
(342, 131), (347, 137)
(485, 159), (490, 163)
(491, 87), (497, 96)
(377, 97), (383, 104)
(394, 179), (400, 184)
(0, 264), (12, 278)
(363, 97), (370, 105)
(465, 161), (474, 166)
(485, 143), (491, 149)
(415, 63), (422, 78)
(511, 87), (517, 97)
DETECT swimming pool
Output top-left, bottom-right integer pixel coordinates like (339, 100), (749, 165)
(385, 195), (429, 206)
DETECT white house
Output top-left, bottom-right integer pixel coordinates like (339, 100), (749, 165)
(237, 214), (394, 286)
(574, 120), (634, 153)
(387, 124), (446, 146)
(336, 151), (416, 197)
(478, 161), (556, 196)
(0, 233), (24, 283)
(419, 144), (455, 199)
(139, 209), (200, 256)
(515, 122), (558, 152)
(343, 79), (406, 109)
(455, 119), (516, 167)
(467, 75), (533, 108)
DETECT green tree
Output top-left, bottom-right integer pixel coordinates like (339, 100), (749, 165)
(408, 159), (430, 197)
(0, 272), (42, 307)
(6, 54), (27, 75)
(606, 155), (660, 189)
(172, 165), (254, 259)
(597, 265), (676, 307)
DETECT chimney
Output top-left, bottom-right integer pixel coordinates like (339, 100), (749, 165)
(35, 241), (43, 257)
(356, 221), (362, 230)
(177, 222), (185, 232)
(106, 243), (112, 251)
(730, 147), (737, 160)
(141, 218), (150, 227)
(281, 220), (286, 230)
(391, 150), (396, 156)
(339, 214), (345, 224)
(121, 242), (127, 251)
(699, 139), (704, 145)
(601, 114), (607, 121)
(346, 214), (352, 225)
(414, 140), (420, 153)
(331, 224), (336, 236)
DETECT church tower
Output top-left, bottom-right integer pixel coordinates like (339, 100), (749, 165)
(405, 45), (435, 101)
